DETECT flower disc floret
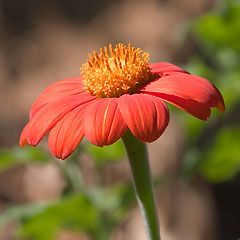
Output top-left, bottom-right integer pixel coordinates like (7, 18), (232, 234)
(81, 43), (157, 98)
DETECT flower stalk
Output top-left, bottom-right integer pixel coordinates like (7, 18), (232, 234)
(122, 131), (160, 240)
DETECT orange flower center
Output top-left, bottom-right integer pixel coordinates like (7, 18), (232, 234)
(81, 43), (157, 98)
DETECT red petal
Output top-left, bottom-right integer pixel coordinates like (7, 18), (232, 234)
(30, 77), (84, 119)
(48, 105), (86, 160)
(140, 72), (225, 119)
(151, 93), (211, 120)
(84, 98), (127, 146)
(27, 93), (95, 146)
(118, 94), (169, 142)
(19, 122), (30, 147)
(150, 62), (189, 76)
(212, 85), (225, 112)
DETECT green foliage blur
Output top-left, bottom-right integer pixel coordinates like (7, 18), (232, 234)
(0, 141), (133, 240)
(181, 0), (240, 183)
(0, 0), (240, 239)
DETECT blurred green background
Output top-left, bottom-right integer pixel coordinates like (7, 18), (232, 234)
(0, 0), (239, 239)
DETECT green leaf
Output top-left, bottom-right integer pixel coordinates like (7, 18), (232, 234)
(0, 202), (51, 228)
(218, 71), (240, 107)
(0, 146), (50, 172)
(84, 140), (125, 165)
(0, 149), (17, 170)
(199, 127), (240, 183)
(195, 0), (240, 52)
(19, 194), (99, 240)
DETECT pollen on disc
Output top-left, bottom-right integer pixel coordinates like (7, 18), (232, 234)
(81, 43), (157, 98)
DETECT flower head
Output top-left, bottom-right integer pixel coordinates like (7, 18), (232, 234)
(20, 43), (225, 159)
(81, 44), (157, 98)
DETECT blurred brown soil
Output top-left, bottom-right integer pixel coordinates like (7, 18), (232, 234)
(0, 163), (65, 203)
(57, 230), (90, 240)
(111, 180), (217, 240)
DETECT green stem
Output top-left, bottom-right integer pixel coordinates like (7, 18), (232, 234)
(122, 131), (160, 240)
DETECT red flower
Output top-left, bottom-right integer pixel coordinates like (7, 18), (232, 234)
(20, 44), (224, 159)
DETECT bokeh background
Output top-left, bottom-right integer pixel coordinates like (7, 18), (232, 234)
(0, 0), (240, 239)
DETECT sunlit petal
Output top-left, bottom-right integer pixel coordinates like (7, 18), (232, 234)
(30, 77), (83, 119)
(150, 62), (189, 76)
(118, 94), (169, 142)
(27, 93), (95, 146)
(48, 105), (87, 160)
(141, 72), (224, 120)
(84, 98), (127, 146)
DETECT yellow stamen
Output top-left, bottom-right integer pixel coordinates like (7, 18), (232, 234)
(81, 43), (157, 98)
